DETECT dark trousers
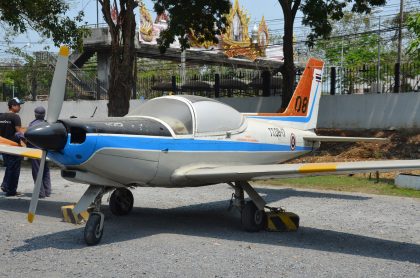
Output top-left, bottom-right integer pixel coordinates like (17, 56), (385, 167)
(31, 159), (51, 197)
(1, 154), (22, 195)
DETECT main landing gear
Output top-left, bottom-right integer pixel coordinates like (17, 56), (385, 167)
(75, 185), (134, 246)
(109, 188), (134, 216)
(229, 181), (299, 232)
(229, 181), (268, 232)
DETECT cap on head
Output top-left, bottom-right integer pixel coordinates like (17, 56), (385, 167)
(8, 97), (24, 107)
(34, 106), (46, 120)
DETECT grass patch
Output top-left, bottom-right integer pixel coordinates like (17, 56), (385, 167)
(257, 175), (420, 198)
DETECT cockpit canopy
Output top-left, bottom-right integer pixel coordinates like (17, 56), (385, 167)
(128, 95), (245, 136)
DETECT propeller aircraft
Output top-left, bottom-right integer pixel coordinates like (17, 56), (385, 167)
(1, 46), (419, 245)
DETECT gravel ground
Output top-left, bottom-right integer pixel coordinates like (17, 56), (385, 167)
(0, 166), (419, 278)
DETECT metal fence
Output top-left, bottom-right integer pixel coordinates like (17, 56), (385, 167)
(136, 61), (420, 99)
(321, 61), (420, 95)
(2, 59), (418, 102)
(135, 68), (285, 99)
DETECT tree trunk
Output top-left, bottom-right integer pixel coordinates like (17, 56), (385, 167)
(278, 0), (300, 110)
(101, 0), (136, 117)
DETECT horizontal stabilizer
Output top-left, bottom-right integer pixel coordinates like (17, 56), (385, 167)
(303, 136), (388, 143)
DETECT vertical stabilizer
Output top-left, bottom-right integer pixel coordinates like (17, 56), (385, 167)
(281, 59), (324, 118)
(247, 58), (324, 130)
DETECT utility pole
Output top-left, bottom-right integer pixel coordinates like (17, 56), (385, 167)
(395, 0), (404, 93)
(340, 38), (344, 94)
(96, 0), (99, 27)
(377, 15), (381, 93)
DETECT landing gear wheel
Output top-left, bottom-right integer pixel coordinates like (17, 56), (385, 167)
(109, 188), (134, 216)
(241, 201), (266, 232)
(84, 212), (104, 246)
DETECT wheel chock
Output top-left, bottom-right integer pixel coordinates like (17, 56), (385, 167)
(61, 204), (92, 224)
(266, 210), (299, 232)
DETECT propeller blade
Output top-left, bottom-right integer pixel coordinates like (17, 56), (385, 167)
(0, 136), (19, 146)
(27, 151), (47, 223)
(46, 45), (70, 124)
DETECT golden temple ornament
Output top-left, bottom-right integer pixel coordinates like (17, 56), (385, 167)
(222, 0), (258, 60)
(139, 3), (154, 42)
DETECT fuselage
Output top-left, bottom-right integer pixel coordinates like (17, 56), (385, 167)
(48, 115), (317, 187)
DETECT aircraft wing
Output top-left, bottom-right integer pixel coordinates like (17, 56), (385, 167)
(0, 144), (42, 159)
(172, 160), (420, 184)
(303, 136), (387, 143)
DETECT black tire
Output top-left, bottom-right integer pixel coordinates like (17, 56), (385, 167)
(109, 188), (134, 216)
(241, 201), (266, 232)
(84, 213), (103, 246)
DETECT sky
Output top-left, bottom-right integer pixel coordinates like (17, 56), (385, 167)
(0, 0), (417, 60)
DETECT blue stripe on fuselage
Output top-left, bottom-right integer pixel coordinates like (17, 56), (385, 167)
(47, 134), (312, 166)
(247, 82), (319, 122)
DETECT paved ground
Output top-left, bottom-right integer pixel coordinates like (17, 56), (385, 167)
(0, 166), (419, 277)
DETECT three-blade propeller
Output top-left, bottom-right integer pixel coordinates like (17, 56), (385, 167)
(26, 46), (69, 223)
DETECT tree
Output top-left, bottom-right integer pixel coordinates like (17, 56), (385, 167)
(276, 0), (386, 109)
(7, 47), (54, 100)
(314, 13), (381, 67)
(0, 0), (88, 49)
(153, 0), (230, 51)
(98, 0), (230, 116)
(407, 12), (420, 56)
(98, 0), (137, 116)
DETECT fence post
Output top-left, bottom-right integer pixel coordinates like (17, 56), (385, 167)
(394, 63), (400, 93)
(262, 70), (271, 97)
(214, 74), (220, 98)
(171, 75), (177, 94)
(1, 83), (4, 101)
(330, 67), (336, 95)
(96, 78), (100, 100)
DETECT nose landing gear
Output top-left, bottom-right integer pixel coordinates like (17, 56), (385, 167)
(84, 212), (104, 246)
(77, 185), (135, 246)
(84, 191), (106, 246)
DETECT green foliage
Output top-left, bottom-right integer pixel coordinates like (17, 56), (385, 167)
(300, 0), (386, 47)
(314, 13), (381, 67)
(0, 0), (89, 50)
(1, 48), (54, 99)
(259, 175), (420, 198)
(152, 0), (230, 51)
(407, 12), (420, 56)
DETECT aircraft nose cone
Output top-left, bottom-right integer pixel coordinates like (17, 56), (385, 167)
(25, 122), (67, 151)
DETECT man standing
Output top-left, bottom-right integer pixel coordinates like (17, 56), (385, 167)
(28, 106), (51, 198)
(0, 97), (25, 197)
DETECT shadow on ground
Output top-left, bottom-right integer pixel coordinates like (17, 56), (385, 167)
(2, 187), (416, 264)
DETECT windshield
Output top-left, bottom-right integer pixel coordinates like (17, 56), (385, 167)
(129, 98), (193, 135)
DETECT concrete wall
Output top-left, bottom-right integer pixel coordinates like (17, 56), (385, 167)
(1, 93), (419, 129)
(318, 92), (420, 129)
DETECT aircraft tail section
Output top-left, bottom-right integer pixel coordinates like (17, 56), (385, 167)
(281, 58), (324, 118)
(246, 58), (324, 131)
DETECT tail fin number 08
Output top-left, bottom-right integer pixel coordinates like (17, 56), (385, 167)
(295, 96), (308, 113)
